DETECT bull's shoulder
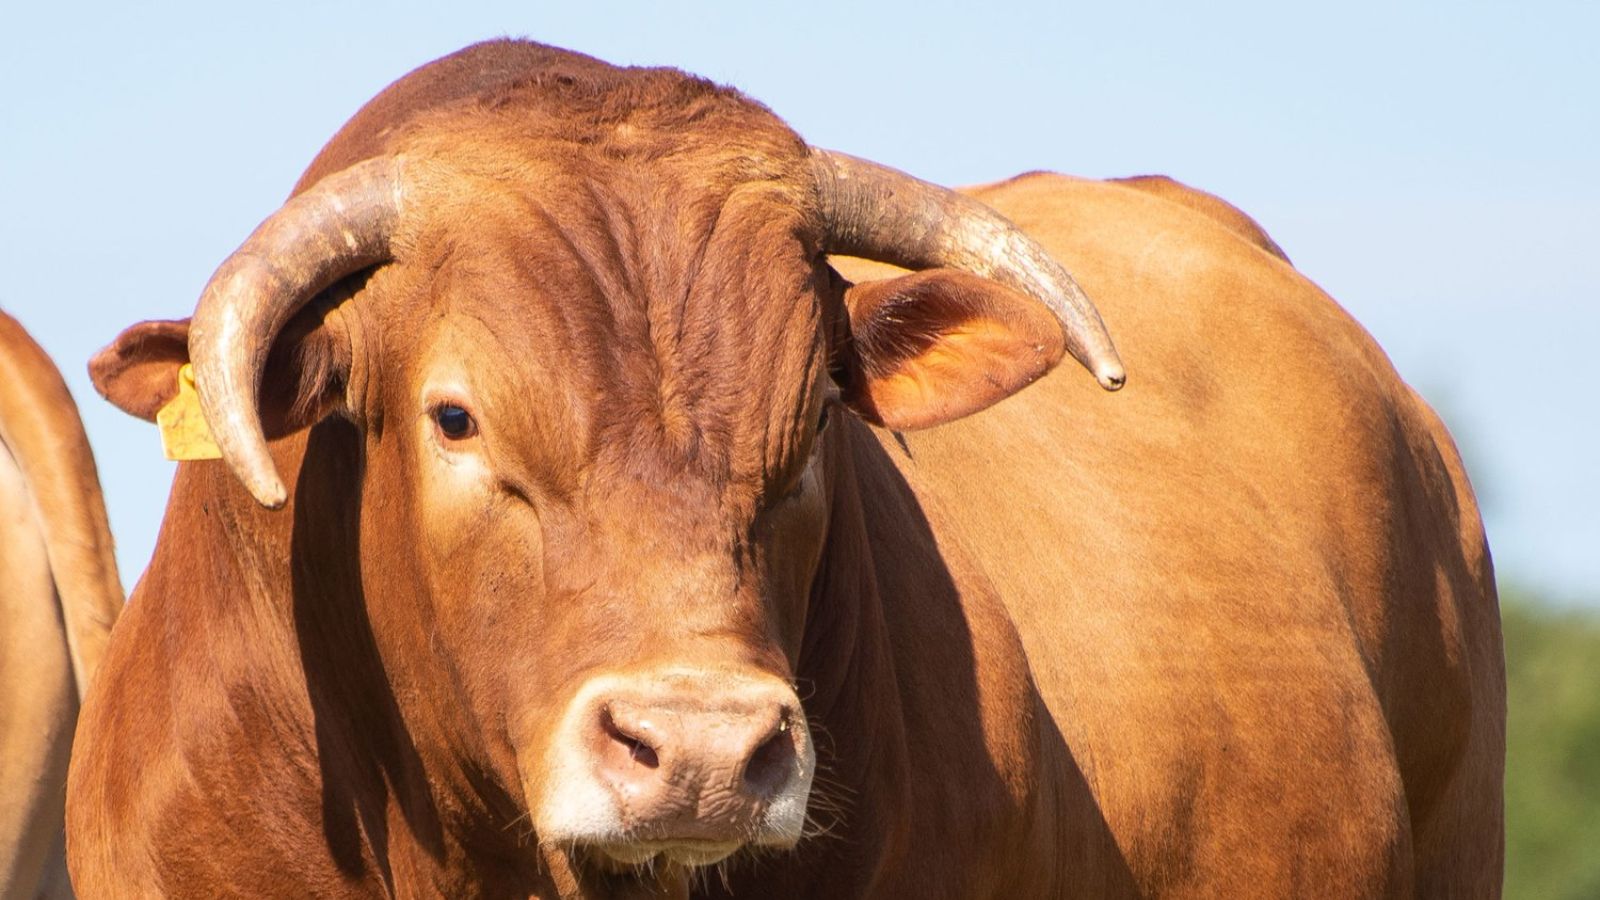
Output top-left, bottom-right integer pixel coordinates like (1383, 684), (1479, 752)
(966, 170), (1290, 264)
(1107, 174), (1289, 263)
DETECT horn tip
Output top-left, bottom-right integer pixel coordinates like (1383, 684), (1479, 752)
(248, 476), (289, 510)
(1096, 364), (1127, 392)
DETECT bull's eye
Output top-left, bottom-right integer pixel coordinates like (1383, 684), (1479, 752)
(816, 404), (830, 434)
(433, 403), (477, 440)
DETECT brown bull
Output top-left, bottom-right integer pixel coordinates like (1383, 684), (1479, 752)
(68, 40), (1503, 898)
(0, 311), (123, 899)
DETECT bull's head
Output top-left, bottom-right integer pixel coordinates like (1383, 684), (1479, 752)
(92, 75), (1120, 889)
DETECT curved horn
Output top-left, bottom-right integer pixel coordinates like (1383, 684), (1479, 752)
(811, 149), (1125, 391)
(188, 156), (405, 509)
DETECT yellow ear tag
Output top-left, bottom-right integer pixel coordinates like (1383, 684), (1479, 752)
(156, 364), (223, 461)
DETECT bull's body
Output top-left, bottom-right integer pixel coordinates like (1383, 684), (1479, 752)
(829, 173), (1502, 896)
(68, 41), (1502, 898)
(0, 312), (122, 899)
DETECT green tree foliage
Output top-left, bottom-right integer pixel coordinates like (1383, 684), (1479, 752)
(1502, 592), (1600, 900)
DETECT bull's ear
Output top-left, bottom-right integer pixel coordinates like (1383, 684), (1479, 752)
(838, 269), (1066, 429)
(90, 303), (353, 437)
(89, 319), (190, 422)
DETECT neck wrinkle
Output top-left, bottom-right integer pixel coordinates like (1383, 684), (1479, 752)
(779, 423), (914, 893)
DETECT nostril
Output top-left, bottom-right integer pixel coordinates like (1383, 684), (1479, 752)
(601, 704), (660, 770)
(742, 716), (797, 797)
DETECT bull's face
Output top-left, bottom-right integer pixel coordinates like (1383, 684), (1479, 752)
(355, 166), (836, 866)
(91, 87), (1121, 887)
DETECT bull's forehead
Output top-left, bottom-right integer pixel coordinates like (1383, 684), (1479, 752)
(387, 156), (831, 509)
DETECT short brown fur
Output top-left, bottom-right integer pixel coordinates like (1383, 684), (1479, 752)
(0, 311), (123, 899)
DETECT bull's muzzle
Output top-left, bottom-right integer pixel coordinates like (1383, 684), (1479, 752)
(535, 670), (815, 867)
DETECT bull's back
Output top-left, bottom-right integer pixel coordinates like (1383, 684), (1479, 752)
(842, 173), (1501, 896)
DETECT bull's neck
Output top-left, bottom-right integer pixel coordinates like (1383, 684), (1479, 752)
(737, 420), (919, 894)
(749, 420), (1069, 898)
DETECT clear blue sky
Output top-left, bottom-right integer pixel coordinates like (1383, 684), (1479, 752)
(3, 1), (1595, 602)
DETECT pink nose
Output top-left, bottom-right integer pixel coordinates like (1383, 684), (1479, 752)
(588, 678), (805, 840)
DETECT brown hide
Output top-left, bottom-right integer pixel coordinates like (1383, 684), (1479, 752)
(1107, 174), (1291, 262)
(68, 41), (1502, 899)
(0, 311), (123, 899)
(820, 171), (1503, 897)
